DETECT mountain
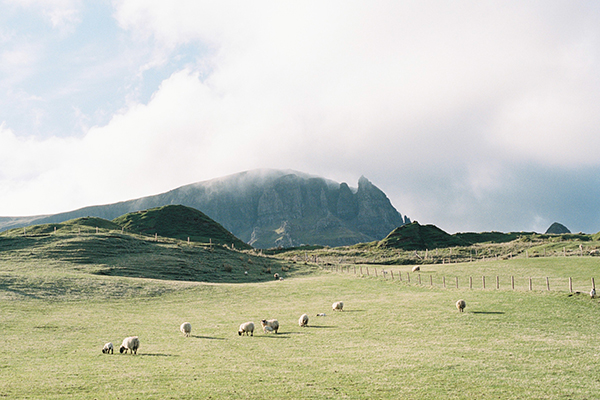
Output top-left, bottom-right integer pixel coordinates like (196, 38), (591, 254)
(545, 222), (571, 234)
(0, 169), (408, 248)
(377, 221), (468, 250)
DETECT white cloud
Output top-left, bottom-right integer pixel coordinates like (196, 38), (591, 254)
(2, 1), (600, 234)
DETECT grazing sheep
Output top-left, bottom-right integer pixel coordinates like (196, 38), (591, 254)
(316, 313), (326, 317)
(119, 336), (140, 355)
(180, 322), (192, 337)
(591, 288), (596, 299)
(102, 342), (113, 354)
(456, 299), (466, 313)
(260, 319), (279, 333)
(238, 321), (255, 336)
(332, 301), (344, 311)
(298, 313), (309, 327)
(412, 266), (420, 272)
(274, 273), (280, 280)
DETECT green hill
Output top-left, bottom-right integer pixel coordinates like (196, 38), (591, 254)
(112, 205), (251, 250)
(377, 221), (468, 250)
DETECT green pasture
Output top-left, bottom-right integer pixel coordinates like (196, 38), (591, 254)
(1, 259), (600, 399)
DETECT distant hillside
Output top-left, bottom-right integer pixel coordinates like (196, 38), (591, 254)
(377, 221), (468, 250)
(0, 221), (295, 285)
(545, 222), (571, 234)
(113, 205), (251, 250)
(0, 169), (408, 248)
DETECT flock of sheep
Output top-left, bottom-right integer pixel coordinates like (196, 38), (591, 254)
(102, 293), (474, 355)
(237, 301), (342, 337)
(101, 301), (346, 354)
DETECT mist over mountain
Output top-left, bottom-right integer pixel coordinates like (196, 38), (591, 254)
(0, 169), (408, 248)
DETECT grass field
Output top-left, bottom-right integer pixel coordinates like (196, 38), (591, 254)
(1, 256), (600, 399)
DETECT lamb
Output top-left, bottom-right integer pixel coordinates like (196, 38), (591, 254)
(180, 322), (192, 337)
(260, 319), (279, 333)
(298, 313), (309, 327)
(102, 342), (113, 354)
(332, 301), (344, 311)
(119, 336), (140, 354)
(412, 266), (420, 272)
(238, 321), (255, 336)
(591, 288), (596, 299)
(456, 299), (466, 313)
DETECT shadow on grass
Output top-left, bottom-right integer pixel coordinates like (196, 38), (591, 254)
(137, 353), (178, 357)
(191, 335), (226, 340)
(255, 334), (290, 339)
(307, 325), (336, 329)
(471, 311), (505, 315)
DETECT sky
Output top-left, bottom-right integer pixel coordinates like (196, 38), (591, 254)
(1, 1), (600, 234)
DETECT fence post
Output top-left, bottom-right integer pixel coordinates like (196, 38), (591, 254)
(407, 272), (410, 283)
(366, 267), (369, 276)
(374, 268), (377, 277)
(569, 277), (573, 293)
(496, 276), (499, 290)
(482, 276), (486, 289)
(592, 277), (596, 290)
(418, 274), (421, 285)
(430, 275), (433, 286)
(390, 270), (394, 280)
(546, 277), (550, 291)
(469, 276), (473, 289)
(443, 276), (446, 288)
(511, 276), (515, 290)
(456, 277), (459, 289)
(529, 277), (532, 291)
(360, 266), (363, 275)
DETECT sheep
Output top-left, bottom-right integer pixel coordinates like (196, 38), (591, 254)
(591, 288), (596, 299)
(180, 322), (192, 337)
(238, 321), (255, 336)
(456, 299), (466, 313)
(412, 266), (420, 272)
(298, 313), (309, 327)
(332, 301), (344, 311)
(260, 319), (279, 333)
(102, 342), (113, 354)
(119, 336), (140, 354)
(274, 273), (280, 280)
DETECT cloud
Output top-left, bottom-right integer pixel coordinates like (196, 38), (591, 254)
(4, 0), (82, 32)
(1, 1), (600, 235)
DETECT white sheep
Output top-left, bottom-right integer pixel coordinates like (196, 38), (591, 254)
(119, 336), (140, 354)
(180, 322), (192, 337)
(332, 301), (344, 311)
(412, 266), (420, 272)
(238, 321), (255, 336)
(456, 299), (466, 313)
(260, 319), (279, 333)
(102, 342), (113, 354)
(298, 313), (309, 327)
(591, 288), (596, 299)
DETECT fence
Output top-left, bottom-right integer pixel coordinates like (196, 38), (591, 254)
(321, 265), (596, 294)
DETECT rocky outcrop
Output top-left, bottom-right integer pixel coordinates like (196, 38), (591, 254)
(545, 222), (571, 234)
(1, 169), (408, 248)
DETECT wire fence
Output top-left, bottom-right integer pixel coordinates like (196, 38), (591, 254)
(321, 264), (596, 294)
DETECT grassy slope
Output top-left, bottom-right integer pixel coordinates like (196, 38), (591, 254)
(0, 270), (599, 399)
(112, 204), (252, 250)
(0, 230), (301, 286)
(1, 227), (600, 398)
